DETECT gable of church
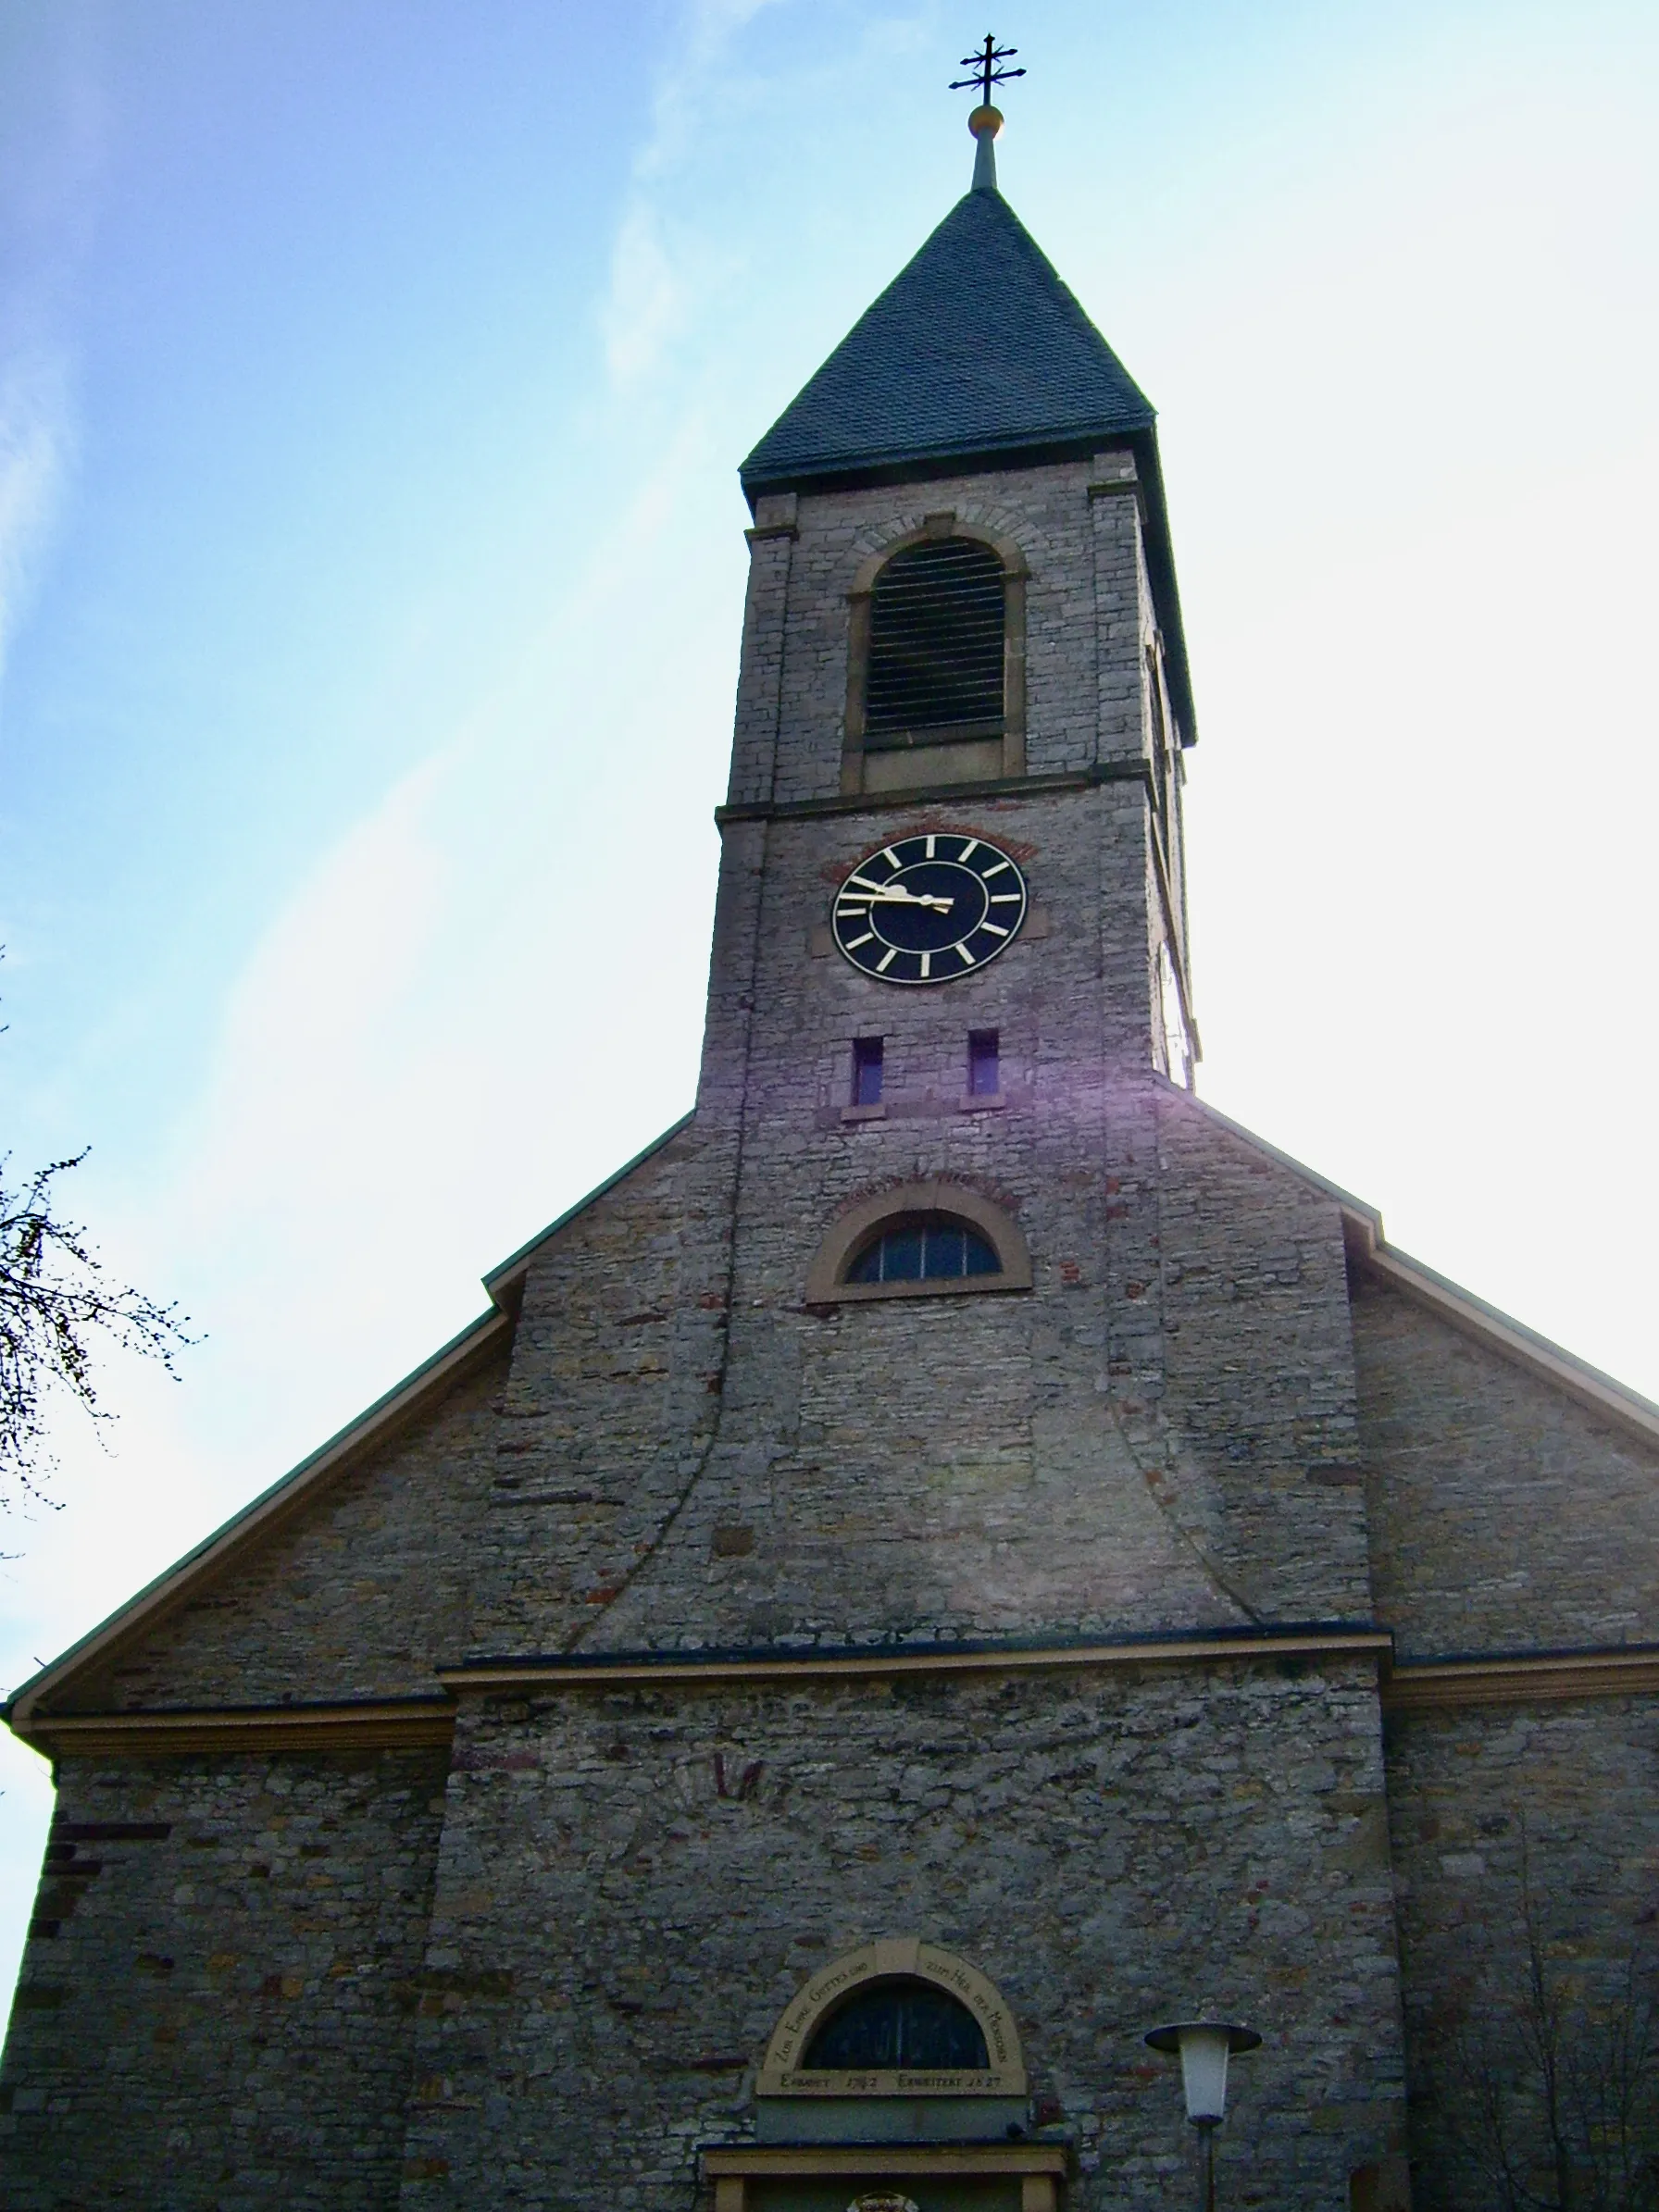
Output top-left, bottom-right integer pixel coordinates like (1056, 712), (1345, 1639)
(1353, 1268), (1659, 1660)
(54, 1342), (509, 1720)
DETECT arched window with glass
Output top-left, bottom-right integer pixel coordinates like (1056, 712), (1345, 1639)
(842, 1212), (1002, 1287)
(801, 1976), (992, 2072)
(805, 1182), (1033, 1306)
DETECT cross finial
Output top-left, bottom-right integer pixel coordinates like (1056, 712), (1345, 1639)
(951, 35), (1023, 193)
(950, 33), (1024, 106)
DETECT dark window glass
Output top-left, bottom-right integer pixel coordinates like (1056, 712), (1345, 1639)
(964, 1231), (1000, 1276)
(844, 1212), (1001, 1285)
(852, 1037), (884, 1106)
(967, 1030), (1000, 1096)
(880, 1223), (925, 1280)
(866, 538), (1005, 747)
(802, 1977), (991, 2071)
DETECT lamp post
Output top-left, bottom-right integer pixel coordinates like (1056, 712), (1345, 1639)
(1144, 2020), (1262, 2212)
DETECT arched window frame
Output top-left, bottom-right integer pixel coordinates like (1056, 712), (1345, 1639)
(756, 1937), (1028, 2099)
(805, 1181), (1032, 1306)
(842, 514), (1028, 797)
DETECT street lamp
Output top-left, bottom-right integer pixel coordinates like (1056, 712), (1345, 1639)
(1144, 2020), (1262, 2212)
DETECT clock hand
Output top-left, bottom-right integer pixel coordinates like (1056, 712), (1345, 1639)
(842, 884), (954, 911)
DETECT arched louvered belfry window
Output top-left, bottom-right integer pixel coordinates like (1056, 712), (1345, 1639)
(864, 537), (1006, 751)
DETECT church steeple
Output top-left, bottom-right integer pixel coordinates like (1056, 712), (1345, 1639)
(739, 109), (1195, 753)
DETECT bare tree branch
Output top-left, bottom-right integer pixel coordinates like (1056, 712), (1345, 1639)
(0, 1144), (197, 1512)
(1436, 1814), (1659, 2212)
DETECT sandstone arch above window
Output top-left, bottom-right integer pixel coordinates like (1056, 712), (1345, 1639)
(842, 517), (1028, 797)
(756, 1937), (1028, 2100)
(805, 1182), (1031, 1305)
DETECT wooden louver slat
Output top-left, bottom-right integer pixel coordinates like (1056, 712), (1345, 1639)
(866, 539), (1004, 745)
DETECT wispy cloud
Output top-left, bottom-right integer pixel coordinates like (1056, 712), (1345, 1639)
(602, 205), (685, 384)
(599, 0), (785, 386)
(0, 10), (107, 700)
(0, 346), (73, 692)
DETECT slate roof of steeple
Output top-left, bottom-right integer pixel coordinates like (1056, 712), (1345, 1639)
(741, 183), (1155, 495)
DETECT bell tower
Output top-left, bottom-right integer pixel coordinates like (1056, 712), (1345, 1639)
(715, 91), (1197, 1096)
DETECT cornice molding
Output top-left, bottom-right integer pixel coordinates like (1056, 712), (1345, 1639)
(715, 758), (1151, 827)
(703, 2145), (1068, 2176)
(19, 1697), (456, 1761)
(22, 1638), (1659, 1760)
(442, 1628), (1391, 1695)
(1383, 1646), (1659, 1713)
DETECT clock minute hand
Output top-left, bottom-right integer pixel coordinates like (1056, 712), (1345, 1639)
(851, 886), (954, 912)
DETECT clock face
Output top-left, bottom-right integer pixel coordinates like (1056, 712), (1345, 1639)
(830, 833), (1028, 985)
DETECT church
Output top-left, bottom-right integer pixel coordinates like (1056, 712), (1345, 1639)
(5, 81), (1659, 2212)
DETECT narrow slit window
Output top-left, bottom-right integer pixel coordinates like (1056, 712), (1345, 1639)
(851, 1036), (884, 1107)
(967, 1030), (1000, 1097)
(865, 538), (1005, 750)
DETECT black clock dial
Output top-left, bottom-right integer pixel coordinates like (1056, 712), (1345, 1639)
(830, 833), (1028, 985)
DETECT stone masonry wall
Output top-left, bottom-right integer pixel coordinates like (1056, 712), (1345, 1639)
(0, 1746), (447, 2212)
(396, 1659), (1404, 2212)
(1384, 1697), (1659, 2209)
(1158, 1098), (1372, 1623)
(1352, 1272), (1659, 1659)
(468, 1124), (738, 1659)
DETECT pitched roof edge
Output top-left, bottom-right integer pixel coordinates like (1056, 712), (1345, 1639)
(739, 418), (1155, 501)
(1175, 1087), (1384, 1225)
(6, 1304), (514, 1735)
(1348, 1230), (1659, 1449)
(481, 1111), (695, 1307)
(1131, 429), (1197, 748)
(1178, 1087), (1659, 1452)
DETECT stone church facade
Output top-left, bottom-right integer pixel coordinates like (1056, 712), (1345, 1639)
(6, 118), (1659, 2212)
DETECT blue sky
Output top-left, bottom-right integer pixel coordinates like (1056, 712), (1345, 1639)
(0, 0), (1655, 1999)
